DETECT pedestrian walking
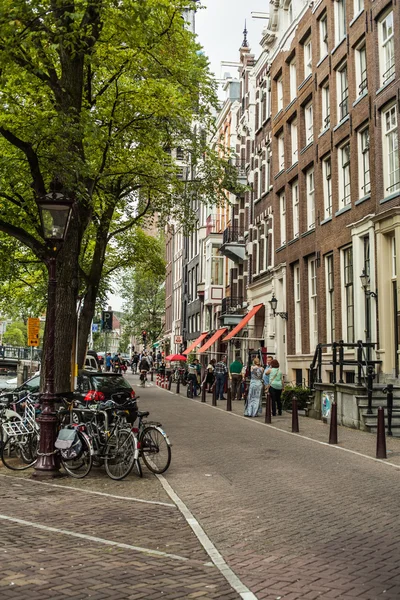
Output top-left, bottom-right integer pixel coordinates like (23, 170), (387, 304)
(229, 356), (243, 401)
(205, 358), (216, 392)
(264, 359), (284, 416)
(214, 356), (227, 400)
(188, 359), (200, 396)
(244, 357), (264, 417)
(139, 353), (150, 388)
(105, 352), (112, 372)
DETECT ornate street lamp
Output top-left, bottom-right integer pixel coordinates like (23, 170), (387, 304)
(360, 269), (378, 298)
(269, 293), (288, 320)
(34, 192), (73, 477)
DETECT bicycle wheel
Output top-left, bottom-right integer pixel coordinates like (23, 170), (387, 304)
(61, 432), (93, 479)
(104, 429), (137, 480)
(1, 434), (37, 470)
(140, 425), (171, 474)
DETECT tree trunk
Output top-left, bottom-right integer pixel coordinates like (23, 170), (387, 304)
(77, 283), (98, 369)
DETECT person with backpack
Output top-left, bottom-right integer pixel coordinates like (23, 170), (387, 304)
(139, 353), (150, 387)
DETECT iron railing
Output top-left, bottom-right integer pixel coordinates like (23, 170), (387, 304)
(221, 297), (244, 315)
(222, 226), (245, 245)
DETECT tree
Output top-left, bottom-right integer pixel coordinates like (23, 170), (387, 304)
(3, 321), (26, 346)
(0, 1), (230, 390)
(120, 265), (166, 348)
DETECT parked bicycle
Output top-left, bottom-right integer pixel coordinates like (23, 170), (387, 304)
(0, 393), (39, 471)
(131, 408), (171, 476)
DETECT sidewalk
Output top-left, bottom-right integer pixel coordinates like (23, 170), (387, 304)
(154, 377), (400, 468)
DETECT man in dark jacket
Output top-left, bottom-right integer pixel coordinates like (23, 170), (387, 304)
(139, 354), (150, 387)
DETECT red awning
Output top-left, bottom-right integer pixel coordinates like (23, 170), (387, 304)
(198, 328), (228, 354)
(183, 332), (209, 356)
(223, 304), (264, 341)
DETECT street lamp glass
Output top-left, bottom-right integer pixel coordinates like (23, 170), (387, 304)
(269, 294), (278, 313)
(360, 269), (369, 292)
(38, 193), (73, 241)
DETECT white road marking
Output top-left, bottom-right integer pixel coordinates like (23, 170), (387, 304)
(164, 388), (400, 470)
(0, 474), (175, 507)
(0, 514), (196, 563)
(156, 474), (258, 600)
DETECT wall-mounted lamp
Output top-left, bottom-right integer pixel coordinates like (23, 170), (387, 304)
(269, 294), (288, 320)
(360, 269), (378, 298)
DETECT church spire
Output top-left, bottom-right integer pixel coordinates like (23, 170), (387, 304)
(242, 20), (248, 48)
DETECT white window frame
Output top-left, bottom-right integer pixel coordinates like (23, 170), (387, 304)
(358, 127), (370, 198)
(339, 143), (351, 207)
(321, 83), (330, 131)
(354, 0), (364, 15)
(325, 254), (335, 344)
(304, 38), (312, 79)
(343, 246), (354, 343)
(392, 236), (397, 278)
(309, 259), (318, 349)
(294, 264), (302, 353)
(319, 15), (328, 59)
(258, 224), (265, 272)
(292, 180), (299, 238)
(306, 168), (315, 230)
(291, 119), (298, 164)
(337, 63), (348, 122)
(280, 192), (286, 246)
(382, 104), (400, 196)
(264, 148), (271, 191)
(305, 103), (313, 145)
(289, 59), (297, 102)
(277, 77), (283, 112)
(323, 157), (332, 219)
(278, 133), (285, 172)
(379, 11), (395, 87)
(335, 0), (346, 45)
(355, 42), (367, 98)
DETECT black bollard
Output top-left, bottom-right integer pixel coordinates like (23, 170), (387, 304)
(291, 395), (299, 433)
(201, 382), (206, 403)
(265, 391), (272, 424)
(176, 378), (180, 395)
(226, 386), (232, 411)
(168, 375), (172, 391)
(187, 380), (193, 399)
(151, 370), (154, 382)
(376, 406), (387, 459)
(329, 402), (338, 444)
(212, 383), (217, 407)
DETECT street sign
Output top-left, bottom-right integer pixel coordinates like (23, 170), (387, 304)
(92, 323), (99, 333)
(101, 310), (113, 331)
(27, 317), (40, 347)
(175, 335), (182, 344)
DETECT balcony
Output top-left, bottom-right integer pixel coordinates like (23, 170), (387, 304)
(219, 226), (246, 262)
(222, 159), (247, 194)
(220, 296), (245, 327)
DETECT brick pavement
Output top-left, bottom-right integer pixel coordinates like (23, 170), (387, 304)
(141, 376), (400, 599)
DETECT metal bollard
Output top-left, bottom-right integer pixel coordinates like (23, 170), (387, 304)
(329, 402), (338, 444)
(386, 384), (394, 436)
(201, 382), (206, 403)
(188, 380), (193, 399)
(168, 375), (172, 391)
(291, 395), (299, 433)
(376, 406), (387, 459)
(212, 383), (217, 406)
(265, 392), (272, 424)
(151, 370), (154, 382)
(176, 378), (180, 394)
(226, 386), (232, 411)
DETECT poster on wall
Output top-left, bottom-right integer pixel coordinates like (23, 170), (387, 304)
(321, 391), (334, 420)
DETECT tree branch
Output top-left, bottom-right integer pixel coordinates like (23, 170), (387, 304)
(0, 220), (45, 258)
(0, 128), (46, 196)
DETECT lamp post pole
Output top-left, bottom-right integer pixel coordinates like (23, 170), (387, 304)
(33, 250), (61, 477)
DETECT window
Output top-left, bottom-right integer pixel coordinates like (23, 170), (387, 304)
(291, 119), (298, 164)
(287, 0), (293, 23)
(379, 11), (395, 86)
(294, 264), (302, 353)
(306, 168), (315, 230)
(323, 157), (332, 218)
(304, 38), (312, 79)
(382, 105), (399, 195)
(337, 63), (348, 121)
(358, 128), (370, 197)
(304, 103), (313, 145)
(211, 246), (223, 285)
(258, 224), (265, 272)
(321, 83), (330, 130)
(278, 133), (285, 172)
(277, 77), (283, 112)
(319, 15), (328, 59)
(176, 147), (184, 161)
(292, 180), (299, 238)
(289, 59), (297, 101)
(392, 236), (397, 278)
(354, 0), (363, 15)
(339, 143), (351, 207)
(343, 247), (354, 343)
(280, 192), (286, 245)
(253, 235), (258, 276)
(335, 0), (346, 44)
(326, 254), (335, 343)
(309, 259), (318, 349)
(355, 42), (367, 97)
(264, 148), (271, 190)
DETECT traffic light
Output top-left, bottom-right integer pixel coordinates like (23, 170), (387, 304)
(142, 330), (147, 342)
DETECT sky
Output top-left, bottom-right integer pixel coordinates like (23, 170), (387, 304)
(195, 0), (268, 91)
(108, 1), (268, 312)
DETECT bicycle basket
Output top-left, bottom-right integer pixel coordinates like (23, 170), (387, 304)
(55, 428), (83, 460)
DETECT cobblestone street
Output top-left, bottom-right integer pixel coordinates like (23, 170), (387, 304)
(1, 374), (400, 599)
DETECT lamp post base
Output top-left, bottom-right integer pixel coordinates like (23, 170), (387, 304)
(32, 400), (65, 478)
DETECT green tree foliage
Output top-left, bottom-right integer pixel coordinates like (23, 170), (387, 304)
(0, 1), (230, 389)
(2, 321), (27, 346)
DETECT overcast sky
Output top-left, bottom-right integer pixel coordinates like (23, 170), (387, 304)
(195, 1), (268, 89)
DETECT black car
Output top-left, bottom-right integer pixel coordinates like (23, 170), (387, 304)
(76, 371), (136, 404)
